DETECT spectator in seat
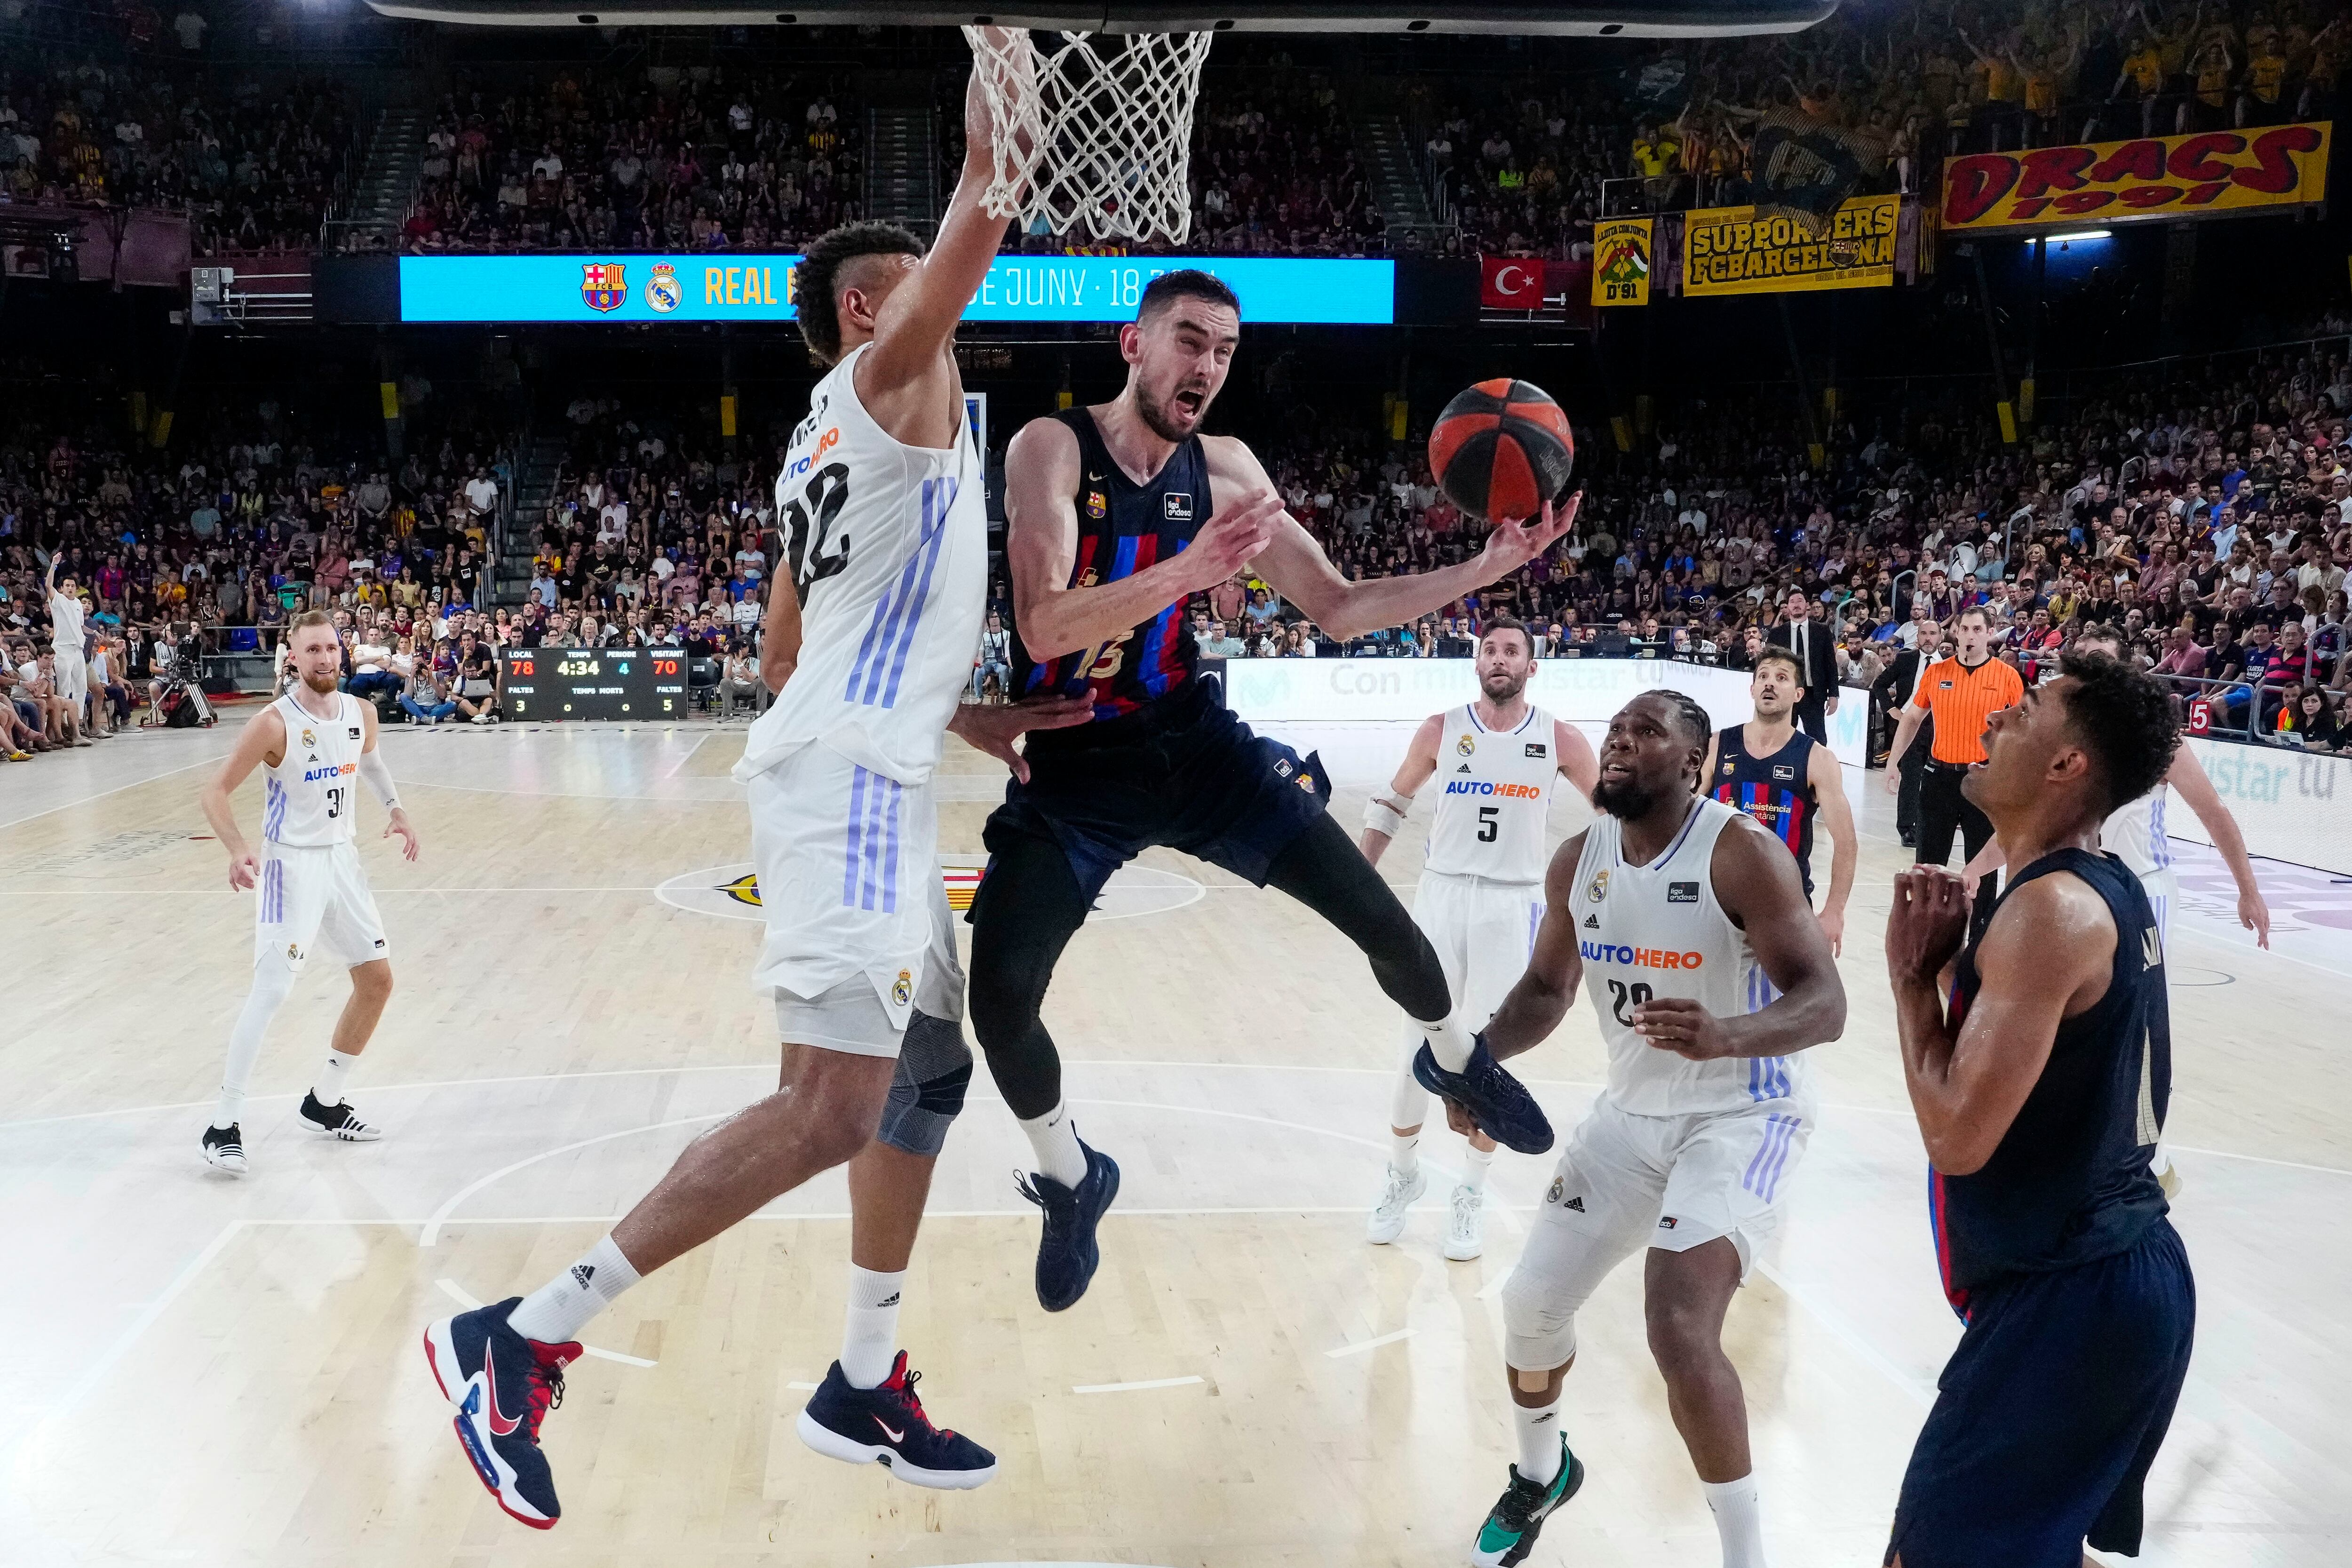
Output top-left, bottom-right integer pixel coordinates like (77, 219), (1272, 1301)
(972, 610), (1012, 702)
(722, 643), (767, 717)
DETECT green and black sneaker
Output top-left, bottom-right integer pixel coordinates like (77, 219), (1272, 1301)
(1467, 1436), (1585, 1567)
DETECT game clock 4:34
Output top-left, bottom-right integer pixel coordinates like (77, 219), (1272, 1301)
(501, 650), (685, 720)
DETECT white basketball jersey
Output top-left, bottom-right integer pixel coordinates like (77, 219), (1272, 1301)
(1425, 703), (1558, 882)
(1571, 797), (1808, 1115)
(261, 692), (365, 848)
(735, 343), (987, 788)
(2099, 788), (2172, 883)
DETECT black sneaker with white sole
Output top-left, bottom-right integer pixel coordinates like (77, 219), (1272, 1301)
(300, 1092), (382, 1141)
(796, 1352), (998, 1489)
(200, 1122), (248, 1175)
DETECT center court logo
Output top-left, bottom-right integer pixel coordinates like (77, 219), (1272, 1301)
(656, 861), (1197, 923)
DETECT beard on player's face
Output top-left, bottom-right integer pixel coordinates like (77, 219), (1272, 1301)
(1591, 772), (1671, 820)
(1479, 666), (1527, 702)
(1136, 372), (1215, 443)
(299, 666), (340, 694)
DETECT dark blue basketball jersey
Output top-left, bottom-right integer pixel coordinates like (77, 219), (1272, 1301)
(1710, 724), (1818, 898)
(1930, 848), (2172, 1318)
(1012, 408), (1215, 721)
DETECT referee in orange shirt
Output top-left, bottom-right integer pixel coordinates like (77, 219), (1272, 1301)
(1883, 604), (2024, 940)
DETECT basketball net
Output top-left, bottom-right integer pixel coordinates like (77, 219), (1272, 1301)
(963, 25), (1214, 245)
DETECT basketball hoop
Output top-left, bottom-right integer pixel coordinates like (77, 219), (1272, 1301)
(963, 24), (1214, 245)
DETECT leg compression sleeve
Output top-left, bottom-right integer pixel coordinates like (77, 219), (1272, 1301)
(966, 832), (1094, 1122)
(1263, 812), (1453, 1023)
(875, 1008), (976, 1159)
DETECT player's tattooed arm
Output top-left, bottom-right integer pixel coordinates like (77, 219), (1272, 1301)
(1483, 831), (1591, 1063)
(1888, 867), (2110, 1175)
(1636, 817), (1847, 1061)
(199, 704), (286, 892)
(1359, 713), (1443, 866)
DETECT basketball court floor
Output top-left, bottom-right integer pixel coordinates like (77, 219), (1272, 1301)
(3, 710), (2347, 1568)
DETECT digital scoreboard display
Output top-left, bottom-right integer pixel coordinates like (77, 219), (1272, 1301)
(501, 650), (685, 720)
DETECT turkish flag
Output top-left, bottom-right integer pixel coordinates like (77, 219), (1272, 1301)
(1481, 255), (1545, 309)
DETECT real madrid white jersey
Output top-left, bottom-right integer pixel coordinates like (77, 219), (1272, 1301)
(1425, 703), (1558, 882)
(734, 343), (987, 788)
(261, 691), (366, 848)
(2099, 788), (2172, 885)
(1570, 796), (1809, 1115)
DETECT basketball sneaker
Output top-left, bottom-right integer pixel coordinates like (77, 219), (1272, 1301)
(1414, 1035), (1554, 1155)
(301, 1091), (382, 1140)
(1469, 1436), (1585, 1567)
(796, 1352), (999, 1489)
(200, 1123), (247, 1175)
(1015, 1138), (1120, 1312)
(422, 1297), (582, 1529)
(1444, 1183), (1486, 1261)
(1366, 1163), (1427, 1245)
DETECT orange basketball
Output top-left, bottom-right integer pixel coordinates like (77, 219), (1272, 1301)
(1428, 378), (1575, 522)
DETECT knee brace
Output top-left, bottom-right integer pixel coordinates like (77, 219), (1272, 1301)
(875, 1007), (975, 1159)
(1501, 1266), (1581, 1374)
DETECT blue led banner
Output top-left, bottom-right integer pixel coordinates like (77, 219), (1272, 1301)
(396, 254), (1395, 325)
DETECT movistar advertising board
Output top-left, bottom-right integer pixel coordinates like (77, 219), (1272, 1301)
(396, 254), (1395, 325)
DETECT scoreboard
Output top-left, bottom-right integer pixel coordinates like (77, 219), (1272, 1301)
(501, 649), (685, 720)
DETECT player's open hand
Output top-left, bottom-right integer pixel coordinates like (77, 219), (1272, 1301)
(1179, 490), (1283, 593)
(950, 694), (1095, 783)
(2240, 886), (2272, 948)
(1886, 866), (1969, 987)
(1630, 995), (1733, 1060)
(1478, 491), (1580, 580)
(384, 807), (421, 862)
(227, 852), (260, 892)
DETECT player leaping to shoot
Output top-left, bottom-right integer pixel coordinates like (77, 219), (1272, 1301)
(198, 610), (419, 1174)
(972, 271), (1581, 1314)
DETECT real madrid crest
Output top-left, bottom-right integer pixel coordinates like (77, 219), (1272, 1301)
(891, 969), (913, 1006)
(1547, 1176), (1565, 1204)
(1456, 733), (1477, 757)
(1586, 868), (1610, 903)
(301, 728), (316, 748)
(644, 263), (682, 314)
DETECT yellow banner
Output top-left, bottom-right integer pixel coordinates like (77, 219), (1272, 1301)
(1682, 195), (1898, 296)
(1592, 217), (1653, 306)
(1941, 123), (2331, 232)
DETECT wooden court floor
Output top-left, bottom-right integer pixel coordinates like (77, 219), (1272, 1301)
(2, 717), (2346, 1568)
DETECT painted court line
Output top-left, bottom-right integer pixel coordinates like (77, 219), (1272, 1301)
(1071, 1376), (1204, 1394)
(432, 1277), (655, 1367)
(1326, 1328), (1414, 1358)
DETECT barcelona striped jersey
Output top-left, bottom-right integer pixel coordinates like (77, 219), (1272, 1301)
(1012, 408), (1212, 721)
(1710, 723), (1819, 899)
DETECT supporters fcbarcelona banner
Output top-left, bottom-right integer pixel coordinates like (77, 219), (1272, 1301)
(1941, 123), (2332, 232)
(1681, 194), (1899, 296)
(1591, 217), (1653, 306)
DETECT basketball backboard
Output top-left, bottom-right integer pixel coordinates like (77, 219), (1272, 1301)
(363, 0), (1836, 36)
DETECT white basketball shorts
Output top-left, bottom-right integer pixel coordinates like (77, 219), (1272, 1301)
(254, 839), (390, 972)
(1391, 870), (1545, 1127)
(1501, 1093), (1814, 1369)
(747, 740), (939, 1058)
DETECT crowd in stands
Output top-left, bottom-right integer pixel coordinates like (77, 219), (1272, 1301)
(0, 37), (358, 253)
(396, 66), (861, 253)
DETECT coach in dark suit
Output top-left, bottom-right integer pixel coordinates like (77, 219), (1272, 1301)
(1870, 622), (1938, 846)
(1768, 587), (1840, 745)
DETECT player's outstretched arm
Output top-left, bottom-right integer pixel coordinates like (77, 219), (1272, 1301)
(2167, 748), (2271, 946)
(1887, 866), (2112, 1174)
(858, 29), (1032, 405)
(1810, 738), (1858, 955)
(1483, 832), (1591, 1063)
(1636, 817), (1846, 1061)
(1006, 418), (1278, 662)
(1360, 714), (1443, 866)
(199, 706), (284, 891)
(1226, 429), (1576, 640)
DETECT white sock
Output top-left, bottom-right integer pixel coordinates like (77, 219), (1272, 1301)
(507, 1234), (643, 1345)
(1513, 1394), (1565, 1485)
(1019, 1098), (1089, 1187)
(1462, 1143), (1496, 1193)
(1414, 1011), (1476, 1073)
(1389, 1130), (1421, 1177)
(840, 1265), (905, 1389)
(313, 1049), (356, 1106)
(1701, 1473), (1767, 1568)
(215, 963), (291, 1129)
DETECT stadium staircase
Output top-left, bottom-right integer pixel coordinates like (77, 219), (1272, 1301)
(326, 102), (428, 250)
(494, 431), (567, 606)
(1348, 107), (1442, 248)
(865, 81), (941, 238)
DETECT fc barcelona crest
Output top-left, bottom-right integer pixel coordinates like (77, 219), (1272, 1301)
(1085, 490), (1108, 519)
(581, 263), (628, 313)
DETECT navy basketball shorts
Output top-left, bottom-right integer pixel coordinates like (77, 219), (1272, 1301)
(1887, 1219), (2194, 1568)
(983, 677), (1331, 904)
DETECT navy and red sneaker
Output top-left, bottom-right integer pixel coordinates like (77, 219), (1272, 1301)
(1414, 1034), (1555, 1155)
(796, 1352), (999, 1489)
(422, 1298), (582, 1528)
(1015, 1139), (1121, 1311)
